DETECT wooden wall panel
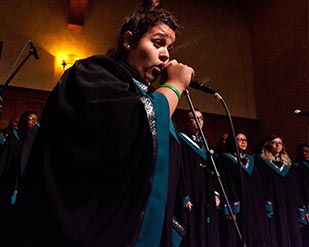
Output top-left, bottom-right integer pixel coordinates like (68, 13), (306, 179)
(0, 41), (2, 61)
(0, 86), (50, 130)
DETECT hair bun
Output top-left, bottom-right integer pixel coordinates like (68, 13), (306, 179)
(141, 0), (162, 11)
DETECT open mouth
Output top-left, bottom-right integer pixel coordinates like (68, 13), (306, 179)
(152, 66), (162, 78)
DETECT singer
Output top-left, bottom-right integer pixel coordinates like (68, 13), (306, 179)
(217, 131), (271, 247)
(178, 109), (221, 247)
(255, 135), (303, 247)
(16, 1), (194, 247)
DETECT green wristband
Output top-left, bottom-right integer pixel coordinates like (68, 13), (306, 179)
(159, 84), (181, 100)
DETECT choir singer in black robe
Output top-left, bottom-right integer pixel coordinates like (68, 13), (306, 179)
(217, 131), (271, 247)
(15, 1), (195, 246)
(256, 134), (303, 247)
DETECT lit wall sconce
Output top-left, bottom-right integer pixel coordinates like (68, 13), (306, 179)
(62, 54), (80, 70)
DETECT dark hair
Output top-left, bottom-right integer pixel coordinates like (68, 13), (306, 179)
(17, 111), (38, 141)
(184, 108), (201, 120)
(224, 130), (247, 153)
(265, 134), (280, 142)
(114, 0), (179, 59)
(263, 134), (283, 152)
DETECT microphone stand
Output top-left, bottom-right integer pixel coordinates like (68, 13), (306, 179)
(0, 42), (37, 115)
(184, 89), (247, 247)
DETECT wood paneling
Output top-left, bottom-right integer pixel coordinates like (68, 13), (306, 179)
(0, 41), (2, 61)
(0, 86), (50, 130)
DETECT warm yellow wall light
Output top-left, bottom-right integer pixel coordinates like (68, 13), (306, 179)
(62, 54), (80, 70)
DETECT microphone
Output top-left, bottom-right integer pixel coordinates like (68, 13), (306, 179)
(28, 40), (39, 60)
(294, 109), (309, 117)
(189, 81), (217, 95)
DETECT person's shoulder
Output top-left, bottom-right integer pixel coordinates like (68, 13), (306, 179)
(74, 55), (119, 74)
(83, 55), (115, 65)
(73, 55), (133, 85)
(1, 131), (20, 145)
(0, 132), (5, 146)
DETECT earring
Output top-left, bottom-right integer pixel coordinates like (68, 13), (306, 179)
(127, 45), (130, 48)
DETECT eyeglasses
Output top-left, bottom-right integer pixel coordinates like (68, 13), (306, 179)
(271, 141), (283, 145)
(28, 116), (38, 122)
(236, 138), (247, 143)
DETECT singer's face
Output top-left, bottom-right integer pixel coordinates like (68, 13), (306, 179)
(125, 24), (175, 83)
(27, 113), (38, 128)
(235, 133), (248, 151)
(187, 111), (204, 134)
(269, 137), (283, 156)
(300, 146), (309, 161)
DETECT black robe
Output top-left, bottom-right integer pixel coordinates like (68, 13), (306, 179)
(16, 55), (184, 247)
(295, 160), (309, 246)
(0, 131), (22, 206)
(178, 130), (220, 247)
(255, 155), (303, 247)
(217, 153), (271, 247)
(0, 130), (23, 245)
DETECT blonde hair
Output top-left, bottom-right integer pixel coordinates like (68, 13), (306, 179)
(261, 136), (292, 166)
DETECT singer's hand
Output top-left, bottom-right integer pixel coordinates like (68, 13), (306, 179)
(185, 201), (193, 212)
(160, 59), (194, 92)
(227, 214), (236, 221)
(156, 59), (194, 117)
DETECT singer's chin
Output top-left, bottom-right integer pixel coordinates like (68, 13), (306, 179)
(148, 72), (160, 84)
(142, 73), (155, 85)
